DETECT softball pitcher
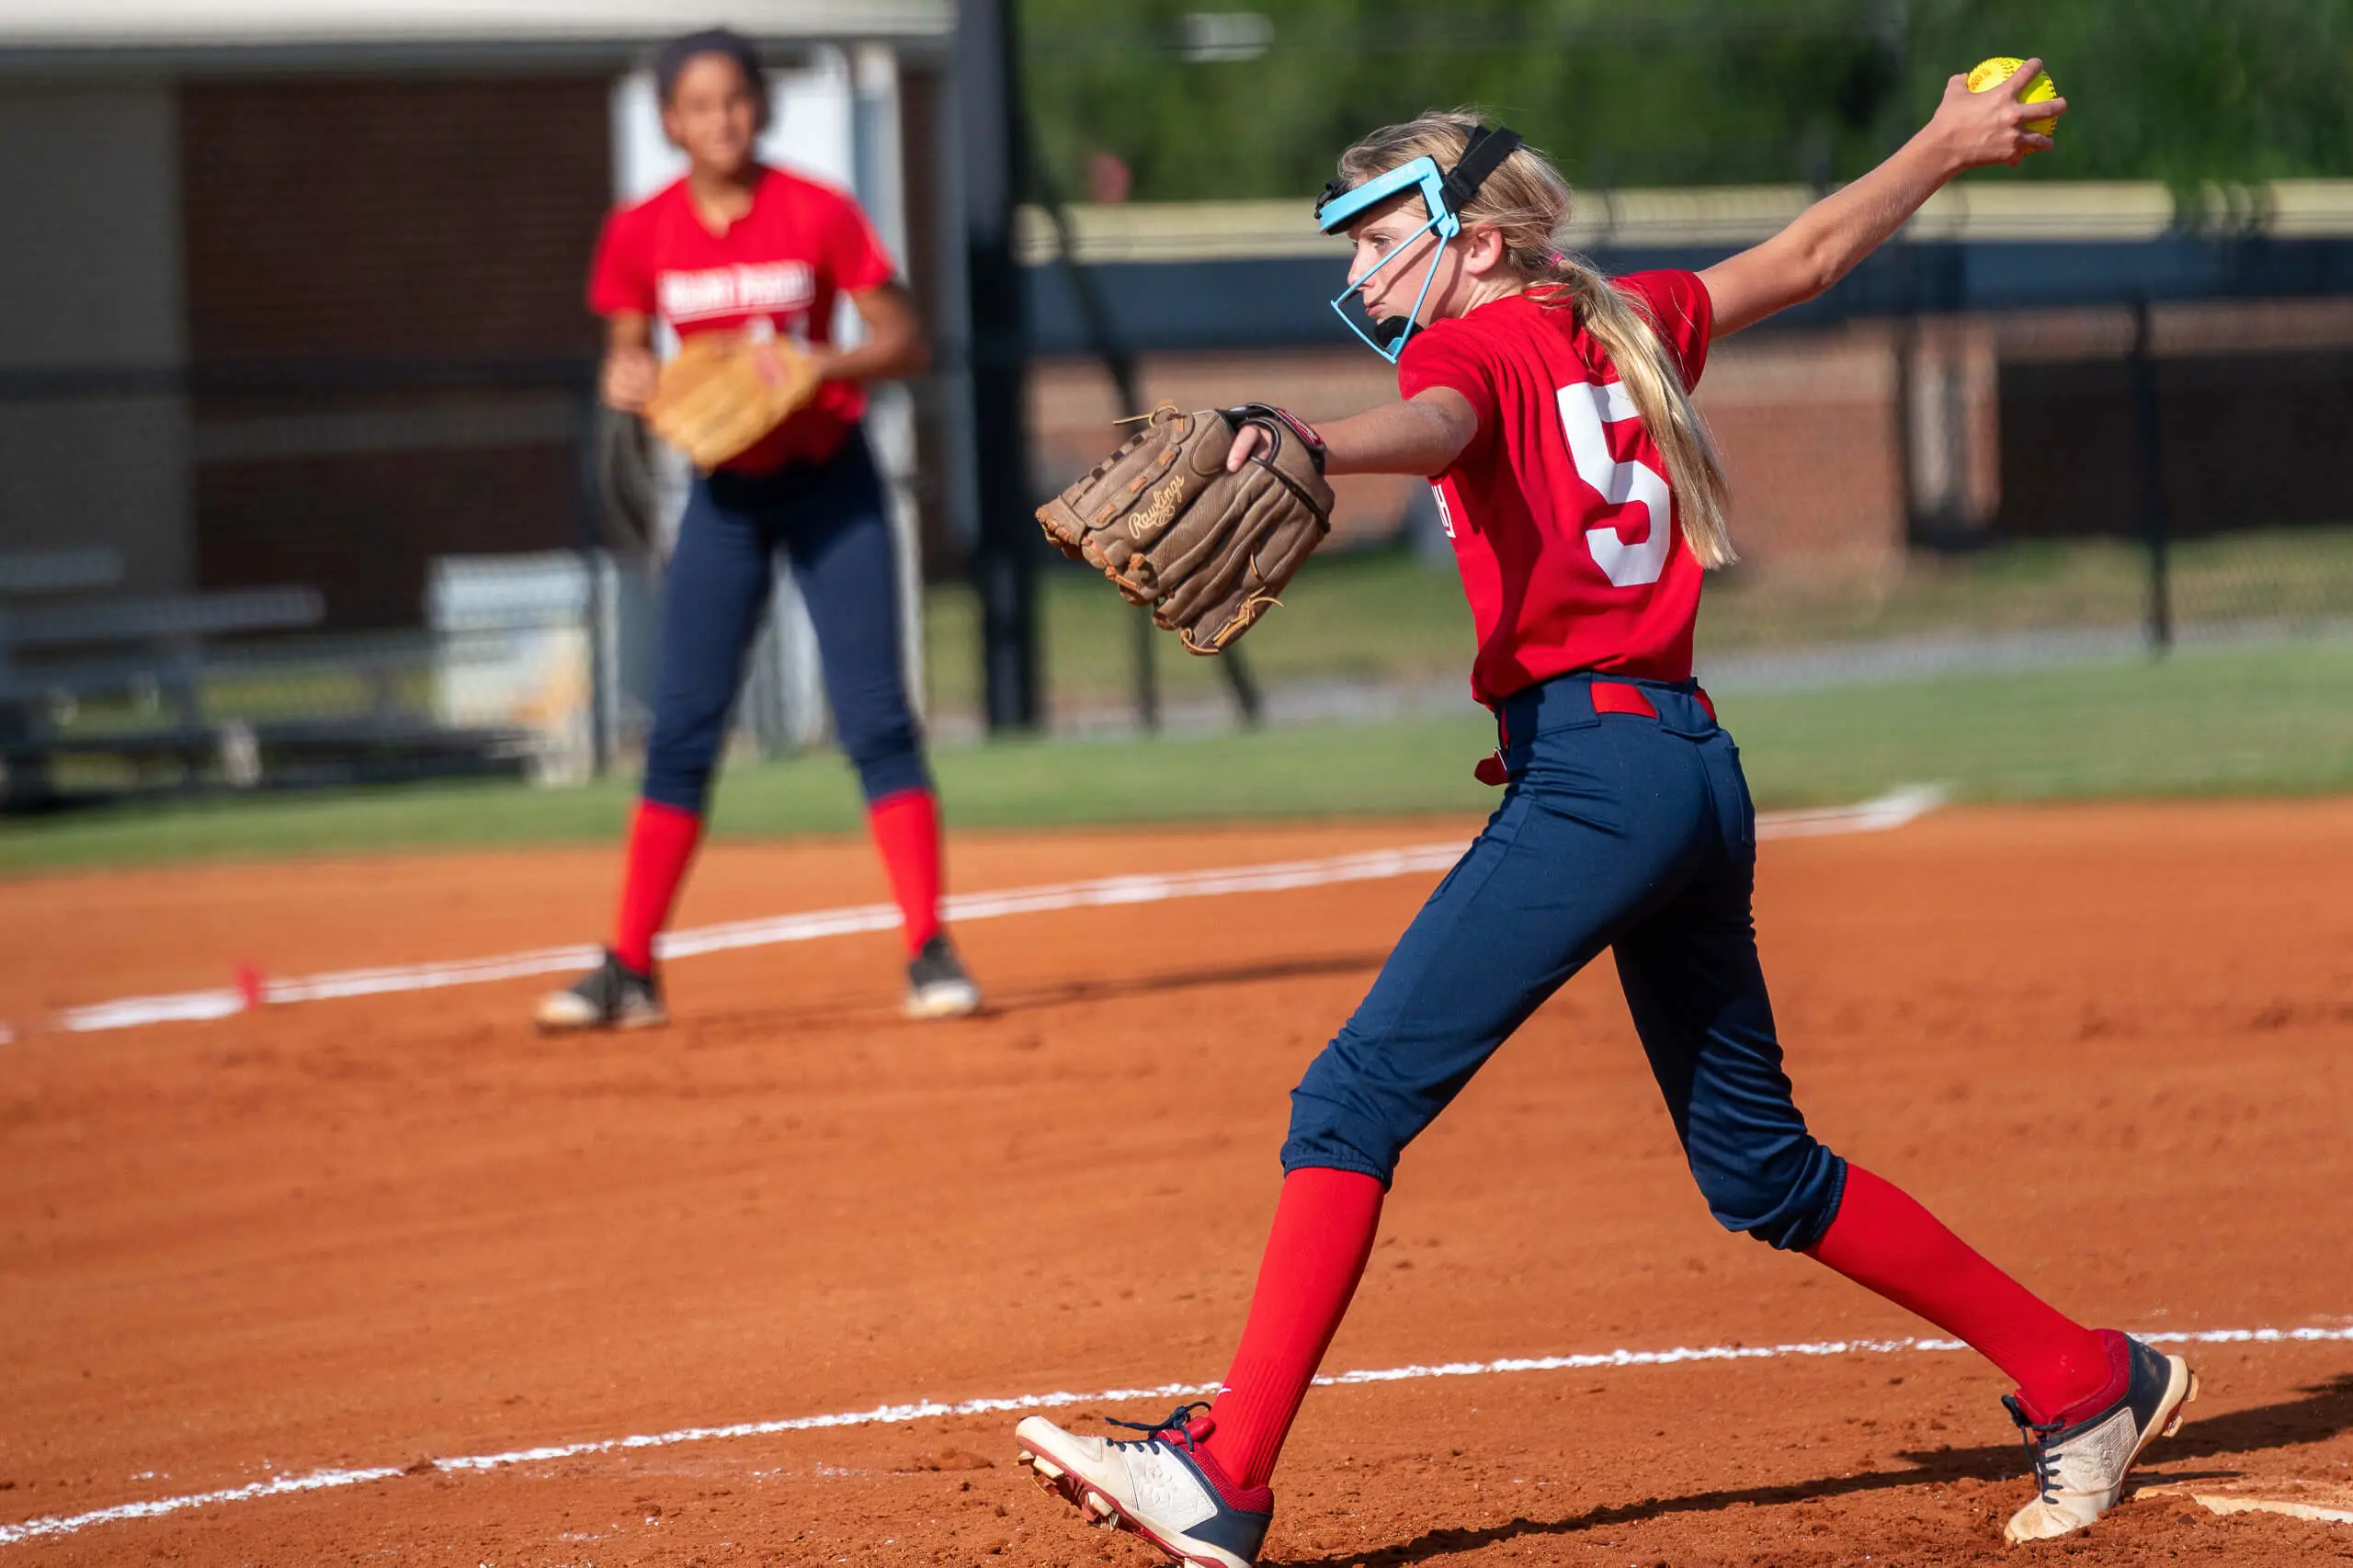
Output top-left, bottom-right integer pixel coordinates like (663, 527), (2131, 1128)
(1015, 67), (2197, 1564)
(538, 28), (979, 1030)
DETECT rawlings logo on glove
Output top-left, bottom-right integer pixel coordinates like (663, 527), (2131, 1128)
(1038, 403), (1335, 654)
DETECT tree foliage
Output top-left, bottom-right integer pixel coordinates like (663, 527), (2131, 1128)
(1017, 0), (2353, 202)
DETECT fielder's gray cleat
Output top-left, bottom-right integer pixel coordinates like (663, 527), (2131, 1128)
(904, 932), (982, 1018)
(2003, 1330), (2197, 1543)
(535, 949), (667, 1032)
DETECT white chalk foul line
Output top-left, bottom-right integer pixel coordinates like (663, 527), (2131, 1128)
(4, 1316), (2344, 1548)
(51, 786), (1948, 1037)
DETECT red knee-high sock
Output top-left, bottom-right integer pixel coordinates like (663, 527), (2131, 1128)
(1199, 1167), (1386, 1492)
(1809, 1165), (2114, 1418)
(868, 788), (944, 955)
(612, 800), (702, 973)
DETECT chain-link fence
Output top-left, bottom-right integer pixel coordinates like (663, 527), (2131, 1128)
(915, 287), (2353, 735)
(9, 286), (2347, 803)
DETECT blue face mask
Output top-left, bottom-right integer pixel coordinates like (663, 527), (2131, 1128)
(1317, 157), (1455, 364)
(1313, 125), (1524, 364)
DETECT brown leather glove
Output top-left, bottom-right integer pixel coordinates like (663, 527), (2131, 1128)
(642, 333), (821, 472)
(1037, 403), (1334, 654)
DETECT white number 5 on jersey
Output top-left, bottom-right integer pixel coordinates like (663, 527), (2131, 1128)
(1556, 381), (1672, 588)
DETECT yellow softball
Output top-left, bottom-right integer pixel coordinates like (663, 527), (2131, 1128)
(1967, 56), (2059, 137)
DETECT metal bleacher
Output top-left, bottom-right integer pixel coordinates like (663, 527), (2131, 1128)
(0, 547), (535, 810)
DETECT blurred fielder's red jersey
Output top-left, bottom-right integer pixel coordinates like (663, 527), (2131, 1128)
(1395, 270), (1714, 705)
(589, 165), (896, 472)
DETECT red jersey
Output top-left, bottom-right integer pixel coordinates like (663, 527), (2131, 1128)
(1395, 270), (1714, 705)
(588, 165), (897, 472)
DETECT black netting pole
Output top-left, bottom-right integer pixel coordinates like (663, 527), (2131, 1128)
(1027, 145), (1159, 733)
(960, 0), (1040, 731)
(2129, 296), (2174, 653)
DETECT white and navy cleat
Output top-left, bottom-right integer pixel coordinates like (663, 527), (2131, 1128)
(534, 949), (667, 1032)
(904, 932), (983, 1019)
(2003, 1330), (2198, 1543)
(1015, 1404), (1272, 1568)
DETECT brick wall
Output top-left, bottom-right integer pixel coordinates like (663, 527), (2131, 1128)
(183, 76), (610, 359)
(182, 74), (612, 628)
(1030, 330), (1915, 578)
(1698, 325), (1907, 578)
(1028, 350), (1420, 545)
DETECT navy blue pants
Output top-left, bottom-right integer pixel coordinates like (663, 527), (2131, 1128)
(1282, 674), (1847, 1251)
(642, 427), (929, 813)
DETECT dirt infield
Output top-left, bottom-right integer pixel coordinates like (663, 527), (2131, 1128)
(5, 801), (2352, 1566)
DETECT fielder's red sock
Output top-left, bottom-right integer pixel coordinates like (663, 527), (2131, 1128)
(612, 799), (702, 973)
(867, 787), (944, 956)
(1808, 1165), (2114, 1418)
(1199, 1166), (1386, 1491)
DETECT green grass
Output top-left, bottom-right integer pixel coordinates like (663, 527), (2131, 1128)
(926, 528), (2353, 724)
(1729, 632), (2353, 806)
(1705, 526), (2353, 651)
(924, 546), (1481, 719)
(6, 633), (2351, 877)
(0, 715), (1492, 877)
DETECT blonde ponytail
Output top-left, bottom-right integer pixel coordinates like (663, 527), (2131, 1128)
(1544, 259), (1736, 568)
(1337, 111), (1736, 569)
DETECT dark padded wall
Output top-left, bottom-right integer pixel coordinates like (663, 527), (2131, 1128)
(1997, 348), (2353, 538)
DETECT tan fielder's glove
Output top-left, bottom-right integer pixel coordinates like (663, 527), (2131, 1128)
(642, 333), (822, 472)
(1037, 403), (1334, 654)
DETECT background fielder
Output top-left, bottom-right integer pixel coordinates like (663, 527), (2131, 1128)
(539, 28), (979, 1031)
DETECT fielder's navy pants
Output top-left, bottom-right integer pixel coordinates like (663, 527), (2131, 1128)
(1281, 673), (1847, 1251)
(642, 426), (929, 813)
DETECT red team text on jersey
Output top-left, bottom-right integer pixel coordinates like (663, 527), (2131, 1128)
(589, 165), (896, 471)
(1395, 270), (1714, 704)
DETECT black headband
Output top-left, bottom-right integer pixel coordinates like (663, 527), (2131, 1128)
(1439, 124), (1523, 211)
(1314, 121), (1525, 225)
